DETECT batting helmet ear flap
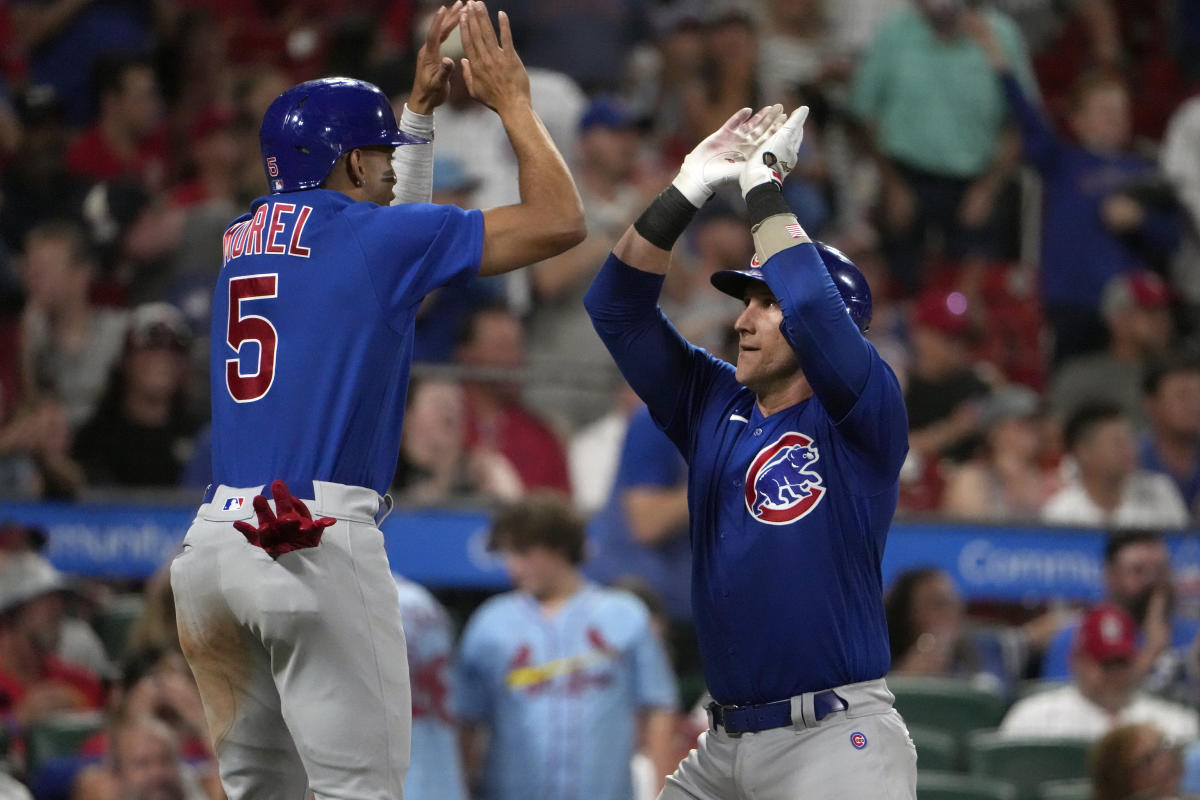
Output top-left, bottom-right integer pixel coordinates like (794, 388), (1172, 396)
(259, 77), (427, 193)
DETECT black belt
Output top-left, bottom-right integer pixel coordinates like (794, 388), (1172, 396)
(708, 690), (847, 736)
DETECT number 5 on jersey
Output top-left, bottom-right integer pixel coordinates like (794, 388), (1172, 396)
(226, 274), (278, 402)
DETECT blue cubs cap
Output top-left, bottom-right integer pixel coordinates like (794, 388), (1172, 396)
(711, 242), (873, 333)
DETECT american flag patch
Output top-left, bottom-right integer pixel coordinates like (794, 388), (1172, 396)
(785, 223), (804, 238)
(223, 497), (245, 511)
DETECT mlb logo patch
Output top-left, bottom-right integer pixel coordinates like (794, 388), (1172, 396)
(850, 731), (868, 750)
(223, 497), (245, 511)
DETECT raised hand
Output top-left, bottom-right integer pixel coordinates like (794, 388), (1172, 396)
(672, 104), (784, 206)
(234, 480), (336, 559)
(459, 1), (529, 115)
(408, 1), (464, 114)
(739, 106), (810, 197)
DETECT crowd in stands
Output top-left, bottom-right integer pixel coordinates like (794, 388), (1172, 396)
(3, 0), (1200, 797)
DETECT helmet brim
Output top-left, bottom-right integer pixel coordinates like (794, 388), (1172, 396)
(711, 268), (768, 299)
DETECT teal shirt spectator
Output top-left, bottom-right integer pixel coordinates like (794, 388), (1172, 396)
(850, 8), (1038, 178)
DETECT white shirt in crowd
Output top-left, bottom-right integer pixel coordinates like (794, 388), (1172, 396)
(1000, 683), (1200, 744)
(1042, 472), (1191, 530)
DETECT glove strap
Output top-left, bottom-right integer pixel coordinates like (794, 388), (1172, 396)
(634, 185), (699, 252)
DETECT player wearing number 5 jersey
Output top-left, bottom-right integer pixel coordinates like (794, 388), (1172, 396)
(170, 3), (584, 799)
(585, 105), (917, 799)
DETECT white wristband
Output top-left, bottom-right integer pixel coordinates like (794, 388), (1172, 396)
(391, 104), (434, 205)
(400, 103), (435, 139)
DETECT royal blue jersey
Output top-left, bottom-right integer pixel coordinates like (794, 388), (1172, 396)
(209, 189), (483, 495)
(585, 242), (908, 705)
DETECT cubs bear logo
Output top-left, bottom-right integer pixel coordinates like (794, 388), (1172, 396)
(744, 432), (825, 524)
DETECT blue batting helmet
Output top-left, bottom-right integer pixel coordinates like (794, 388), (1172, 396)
(710, 242), (873, 333)
(259, 78), (427, 193)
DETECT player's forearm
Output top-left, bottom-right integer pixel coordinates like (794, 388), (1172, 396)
(624, 486), (689, 546)
(642, 709), (681, 792)
(502, 101), (585, 254)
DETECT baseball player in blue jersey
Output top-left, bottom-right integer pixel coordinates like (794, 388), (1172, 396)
(584, 105), (918, 799)
(455, 493), (680, 800)
(168, 3), (584, 798)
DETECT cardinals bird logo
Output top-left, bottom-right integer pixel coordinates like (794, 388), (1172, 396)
(744, 432), (825, 524)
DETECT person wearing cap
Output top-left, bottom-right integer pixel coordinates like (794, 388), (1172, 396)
(1051, 269), (1176, 432)
(72, 302), (203, 487)
(900, 287), (992, 513)
(585, 102), (917, 797)
(0, 553), (104, 728)
(1000, 604), (1198, 743)
(1042, 401), (1190, 529)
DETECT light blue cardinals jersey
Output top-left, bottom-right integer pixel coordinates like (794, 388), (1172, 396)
(454, 583), (678, 800)
(394, 575), (468, 800)
(585, 242), (909, 706)
(208, 189), (483, 495)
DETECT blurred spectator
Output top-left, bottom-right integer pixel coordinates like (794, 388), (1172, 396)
(0, 85), (91, 256)
(230, 67), (291, 205)
(1050, 270), (1176, 432)
(1000, 604), (1198, 742)
(585, 404), (692, 625)
(1093, 723), (1187, 800)
(850, 2), (1034, 291)
(940, 385), (1061, 521)
(455, 493), (679, 800)
(71, 715), (217, 800)
(758, 0), (852, 105)
(1140, 354), (1200, 520)
(828, 0), (904, 58)
(1042, 402), (1190, 529)
(0, 393), (83, 499)
(0, 553), (104, 728)
(393, 377), (521, 504)
(1040, 530), (1200, 707)
(18, 220), (128, 429)
(1161, 95), (1200, 341)
(456, 304), (570, 496)
(974, 22), (1181, 365)
(500, 0), (649, 94)
(9, 0), (157, 126)
(168, 106), (238, 210)
(123, 567), (179, 659)
(73, 303), (202, 488)
(629, 3), (705, 160)
(905, 288), (992, 465)
(681, 3), (762, 148)
(885, 567), (1062, 698)
(662, 202), (754, 356)
(568, 381), (642, 515)
(524, 98), (649, 431)
(64, 55), (168, 192)
(393, 573), (468, 800)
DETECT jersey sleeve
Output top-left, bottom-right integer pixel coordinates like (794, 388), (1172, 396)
(617, 406), (686, 490)
(584, 254), (737, 453)
(761, 244), (908, 478)
(348, 202), (484, 330)
(451, 608), (496, 723)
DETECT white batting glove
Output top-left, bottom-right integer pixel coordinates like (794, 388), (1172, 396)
(671, 104), (785, 207)
(739, 105), (810, 198)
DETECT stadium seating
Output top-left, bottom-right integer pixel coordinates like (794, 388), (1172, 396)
(918, 770), (1018, 800)
(889, 677), (1008, 742)
(967, 733), (1092, 800)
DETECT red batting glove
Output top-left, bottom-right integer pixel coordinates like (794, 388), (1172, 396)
(233, 480), (336, 559)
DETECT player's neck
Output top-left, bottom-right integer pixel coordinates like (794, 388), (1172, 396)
(534, 571), (583, 615)
(755, 375), (814, 417)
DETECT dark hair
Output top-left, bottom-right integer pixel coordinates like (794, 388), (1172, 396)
(1142, 351), (1200, 397)
(1104, 529), (1166, 565)
(884, 567), (943, 663)
(91, 53), (153, 110)
(487, 491), (586, 565)
(24, 219), (94, 266)
(1063, 401), (1126, 452)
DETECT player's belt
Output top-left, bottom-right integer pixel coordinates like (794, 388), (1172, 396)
(708, 690), (846, 736)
